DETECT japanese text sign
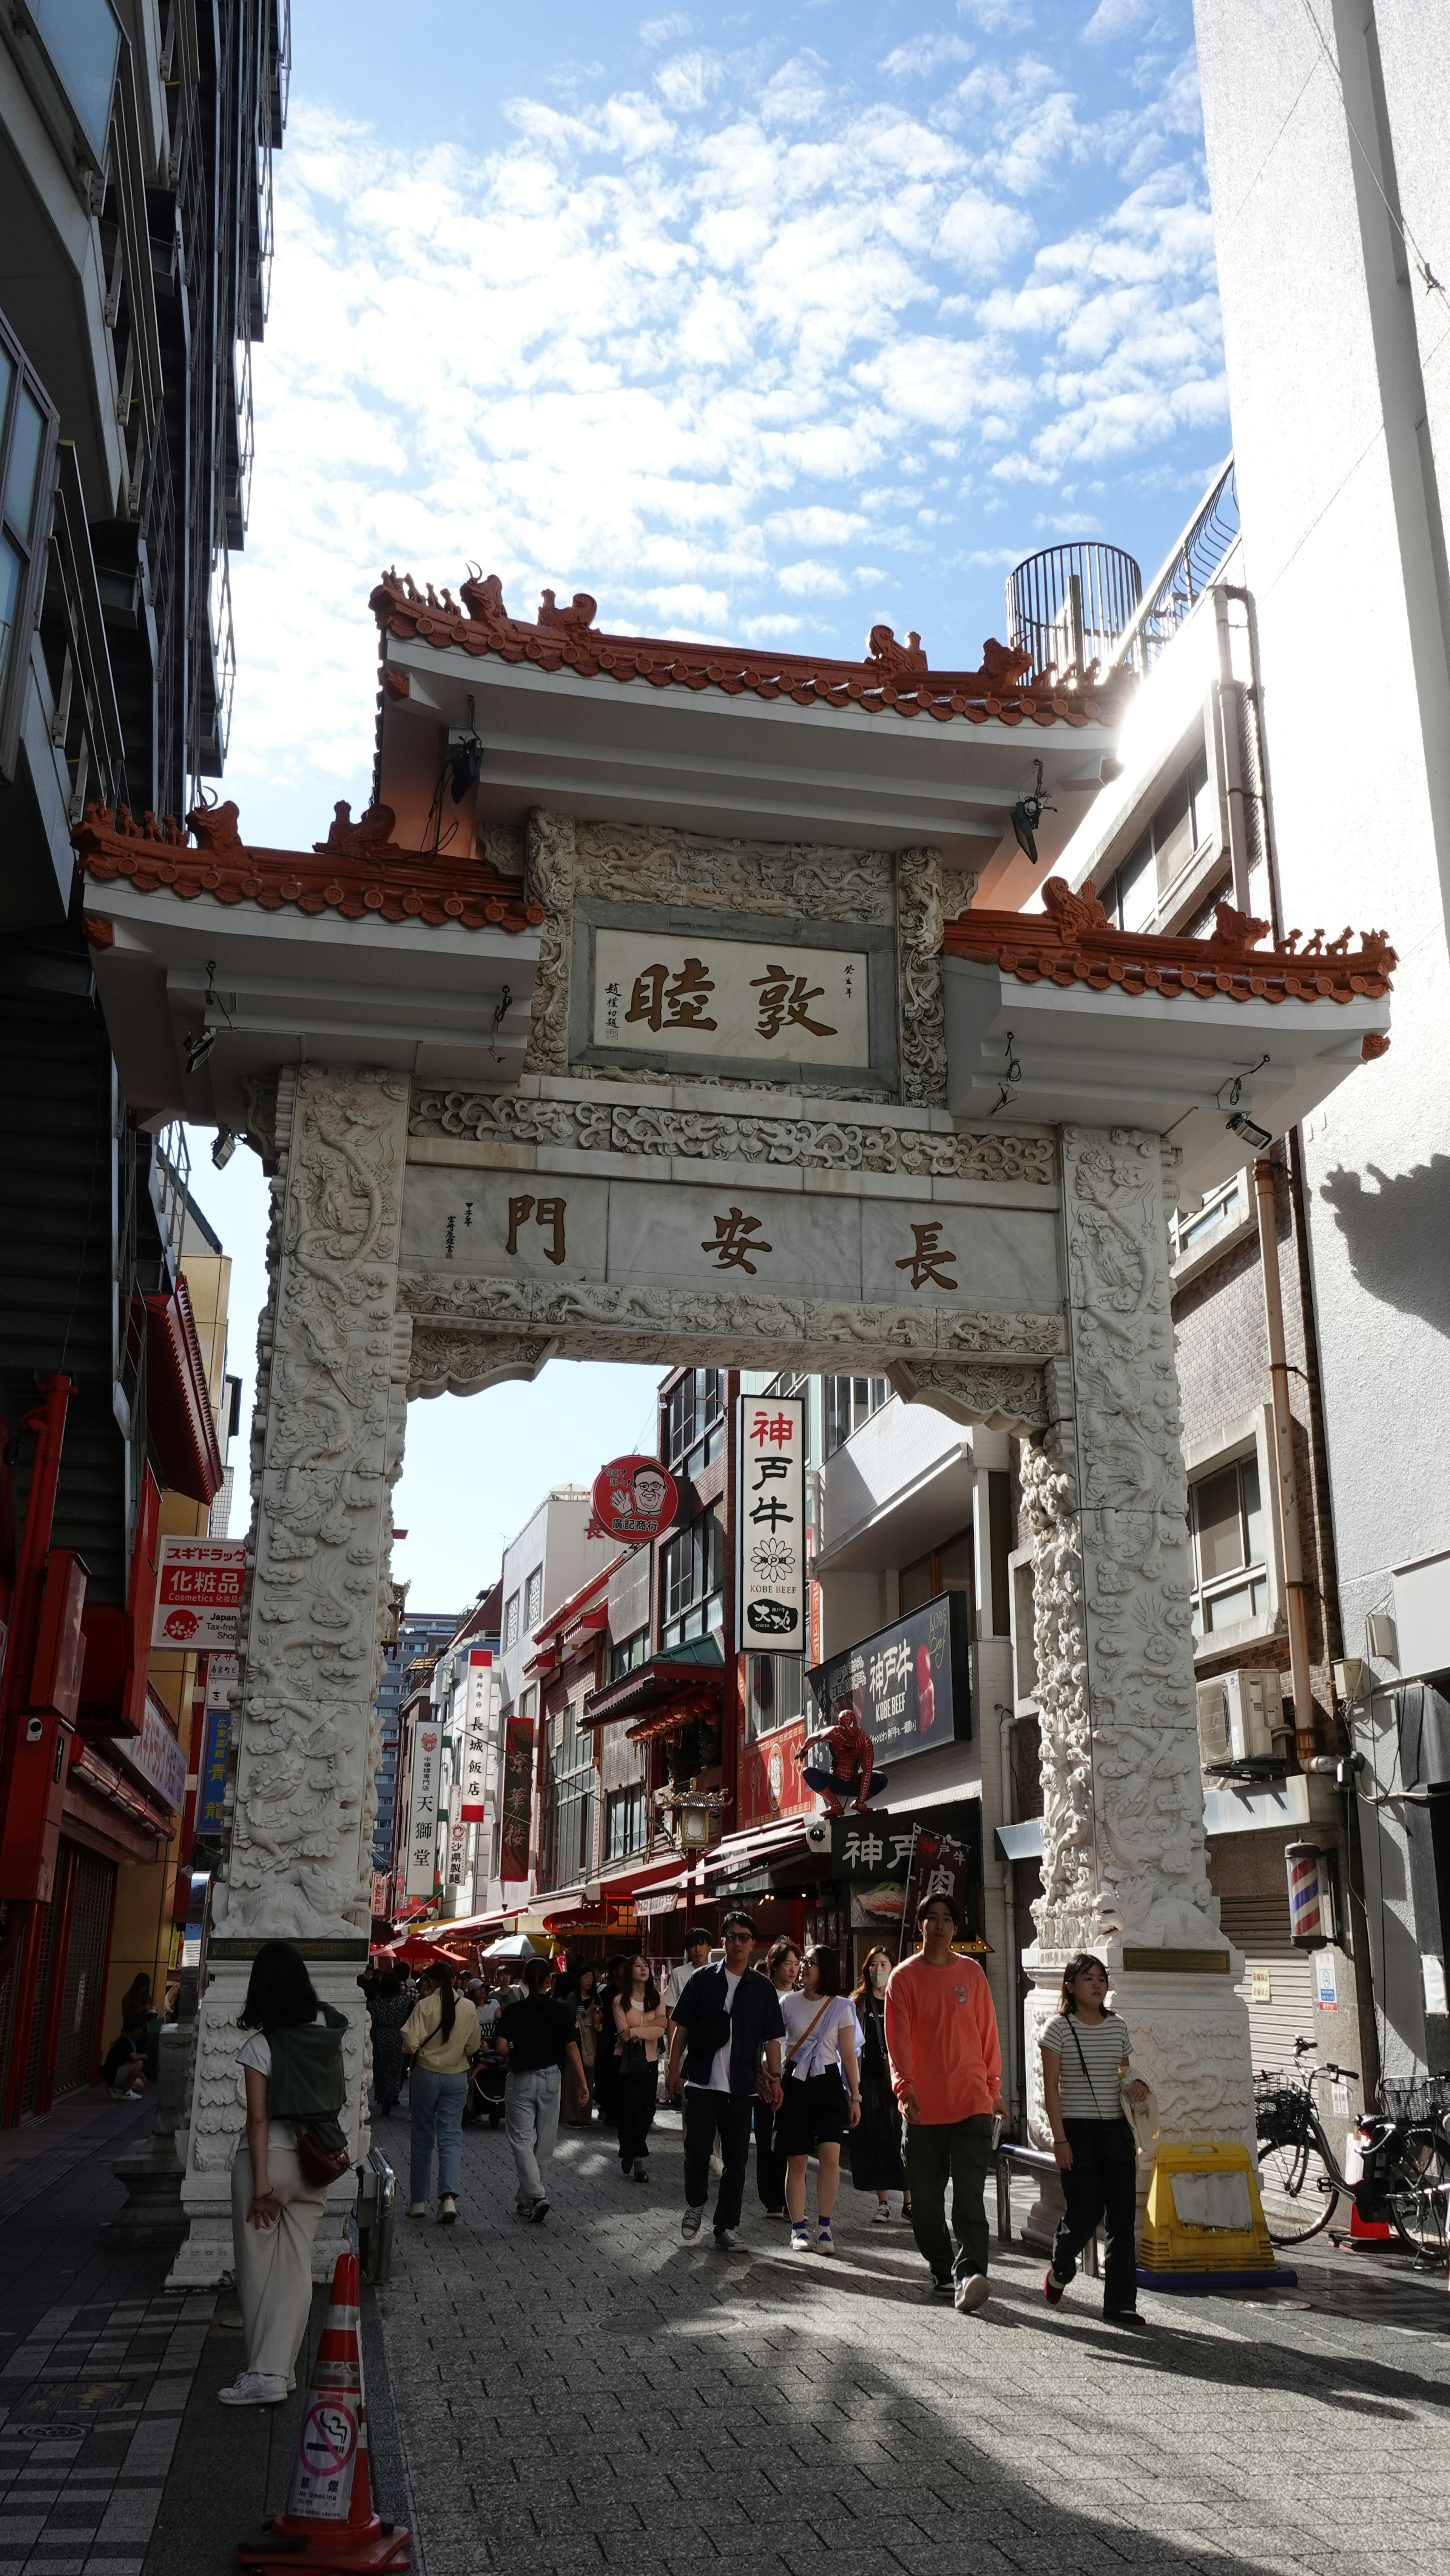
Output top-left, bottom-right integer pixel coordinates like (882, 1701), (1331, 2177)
(197, 1702), (230, 1836)
(125, 1687), (187, 1814)
(405, 1718), (443, 1899)
(809, 1590), (971, 1766)
(461, 1649), (493, 1822)
(734, 1394), (806, 1655)
(151, 1539), (247, 1651)
(500, 1716), (535, 1883)
(592, 929), (870, 1071)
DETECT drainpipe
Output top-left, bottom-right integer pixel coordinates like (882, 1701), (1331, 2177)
(998, 1703), (1019, 2131)
(1251, 1159), (1319, 1758)
(1212, 589), (1253, 912)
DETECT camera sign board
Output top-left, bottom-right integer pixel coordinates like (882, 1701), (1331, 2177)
(734, 1393), (805, 1656)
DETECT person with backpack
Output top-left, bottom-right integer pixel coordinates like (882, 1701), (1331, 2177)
(1040, 1952), (1151, 2326)
(222, 1940), (349, 2408)
(666, 1911), (785, 2249)
(401, 1960), (480, 2225)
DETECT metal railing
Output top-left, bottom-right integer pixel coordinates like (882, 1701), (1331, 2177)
(1007, 542), (1143, 682)
(995, 2140), (1100, 2275)
(1106, 458), (1240, 676)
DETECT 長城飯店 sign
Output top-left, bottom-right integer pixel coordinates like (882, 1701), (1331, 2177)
(735, 1394), (805, 1653)
(150, 1538), (246, 1651)
(461, 1649), (493, 1821)
(808, 1590), (971, 1766)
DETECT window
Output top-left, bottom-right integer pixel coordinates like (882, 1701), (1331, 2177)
(662, 1370), (726, 1483)
(823, 1376), (890, 1460)
(0, 322), (57, 763)
(525, 1565), (543, 1629)
(745, 1653), (804, 1741)
(1098, 747), (1212, 932)
(605, 1784), (648, 1859)
(542, 1696), (595, 1889)
(504, 1592), (520, 1650)
(659, 1509), (724, 1649)
(1171, 1172), (1248, 1268)
(899, 1527), (974, 1619)
(1189, 1455), (1268, 1636)
(611, 1626), (649, 1681)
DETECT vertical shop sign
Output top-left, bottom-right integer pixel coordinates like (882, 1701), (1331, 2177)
(405, 1718), (443, 1898)
(461, 1649), (492, 1822)
(196, 1654), (238, 1837)
(500, 1716), (535, 1882)
(734, 1394), (805, 1652)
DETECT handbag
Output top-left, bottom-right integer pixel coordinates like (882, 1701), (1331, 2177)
(292, 2124), (352, 2189)
(759, 1998), (833, 2102)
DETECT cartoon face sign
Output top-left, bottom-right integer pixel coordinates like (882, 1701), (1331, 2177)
(632, 1466), (668, 1518)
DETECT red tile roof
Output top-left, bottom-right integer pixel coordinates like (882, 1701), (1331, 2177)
(72, 798), (543, 935)
(945, 878), (1395, 1018)
(370, 569), (1133, 730)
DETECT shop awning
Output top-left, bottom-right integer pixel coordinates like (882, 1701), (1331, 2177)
(142, 1276), (224, 1504)
(703, 1818), (816, 1884)
(582, 1634), (724, 1729)
(625, 1689), (719, 1745)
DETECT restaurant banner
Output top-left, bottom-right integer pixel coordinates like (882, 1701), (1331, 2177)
(499, 1716), (535, 1883)
(734, 1394), (806, 1652)
(197, 1703), (230, 1836)
(833, 1800), (986, 1949)
(404, 1716), (443, 1899)
(808, 1589), (970, 1768)
(150, 1538), (247, 1650)
(461, 1649), (493, 1821)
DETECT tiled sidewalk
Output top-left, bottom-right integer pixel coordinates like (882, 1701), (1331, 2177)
(376, 2098), (1450, 2576)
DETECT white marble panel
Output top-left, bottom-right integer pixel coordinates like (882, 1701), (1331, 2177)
(592, 928), (871, 1068)
(402, 1164), (610, 1282)
(859, 1198), (1061, 1312)
(606, 1175), (864, 1299)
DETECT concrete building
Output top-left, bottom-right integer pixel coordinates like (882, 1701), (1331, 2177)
(479, 1489), (617, 1917)
(1188, 0), (1450, 2079)
(370, 1607), (461, 1880)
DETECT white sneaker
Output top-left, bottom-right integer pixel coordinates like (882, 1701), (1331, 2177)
(218, 2372), (285, 2407)
(790, 2223), (810, 2253)
(816, 2222), (835, 2254)
(954, 2273), (990, 2315)
(872, 2202), (891, 2225)
(408, 2200), (427, 2218)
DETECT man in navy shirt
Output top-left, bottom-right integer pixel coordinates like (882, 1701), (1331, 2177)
(666, 1911), (785, 2247)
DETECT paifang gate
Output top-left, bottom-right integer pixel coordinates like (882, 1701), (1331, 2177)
(76, 572), (1396, 2282)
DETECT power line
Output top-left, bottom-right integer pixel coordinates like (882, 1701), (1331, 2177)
(1297, 0), (1447, 305)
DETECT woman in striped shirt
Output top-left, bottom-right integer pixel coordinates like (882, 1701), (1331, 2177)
(1040, 1954), (1151, 2326)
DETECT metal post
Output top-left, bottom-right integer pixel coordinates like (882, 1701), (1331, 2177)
(1252, 1157), (1318, 1756)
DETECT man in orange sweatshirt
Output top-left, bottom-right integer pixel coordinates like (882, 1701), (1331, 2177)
(884, 1889), (1004, 2312)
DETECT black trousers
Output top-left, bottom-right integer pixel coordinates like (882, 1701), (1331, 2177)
(754, 2096), (787, 2210)
(616, 2069), (658, 2167)
(1052, 2118), (1139, 2314)
(904, 2113), (994, 2282)
(683, 2088), (754, 2235)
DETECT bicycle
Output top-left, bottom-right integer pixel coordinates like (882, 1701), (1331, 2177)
(1254, 2038), (1450, 2262)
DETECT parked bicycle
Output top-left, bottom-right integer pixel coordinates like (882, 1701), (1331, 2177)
(1254, 2037), (1450, 2262)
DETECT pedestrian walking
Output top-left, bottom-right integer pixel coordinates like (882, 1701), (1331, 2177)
(666, 1911), (785, 2249)
(884, 1891), (1004, 2314)
(753, 1939), (801, 2217)
(780, 1945), (861, 2255)
(592, 1956), (629, 2133)
(401, 1960), (480, 2226)
(496, 1957), (588, 2223)
(612, 1953), (668, 2181)
(222, 1940), (348, 2408)
(665, 1925), (714, 2027)
(562, 1963), (600, 2126)
(367, 1968), (410, 2118)
(1040, 1953), (1151, 2326)
(847, 1945), (910, 2223)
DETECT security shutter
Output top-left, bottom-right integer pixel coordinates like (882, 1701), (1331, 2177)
(54, 1848), (116, 2096)
(1219, 1893), (1315, 2079)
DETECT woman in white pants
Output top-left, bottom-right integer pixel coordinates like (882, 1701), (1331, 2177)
(222, 1942), (347, 2408)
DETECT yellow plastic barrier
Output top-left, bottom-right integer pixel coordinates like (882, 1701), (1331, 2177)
(1138, 2142), (1296, 2292)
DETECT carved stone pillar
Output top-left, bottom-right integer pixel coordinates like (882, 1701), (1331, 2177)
(170, 1067), (412, 2286)
(1019, 1125), (1252, 2234)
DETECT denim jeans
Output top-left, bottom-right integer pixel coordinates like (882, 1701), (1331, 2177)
(409, 2067), (468, 2202)
(505, 2065), (561, 2206)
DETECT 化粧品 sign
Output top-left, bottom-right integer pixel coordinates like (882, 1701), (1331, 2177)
(150, 1539), (246, 1650)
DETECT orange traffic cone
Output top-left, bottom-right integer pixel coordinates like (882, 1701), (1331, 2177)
(236, 2252), (410, 2574)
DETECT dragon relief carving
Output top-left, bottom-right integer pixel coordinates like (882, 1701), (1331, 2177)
(572, 821), (896, 923)
(895, 848), (953, 1108)
(407, 1085), (1058, 1187)
(522, 809), (577, 1074)
(1023, 1128), (1219, 1957)
(213, 1067), (412, 1945)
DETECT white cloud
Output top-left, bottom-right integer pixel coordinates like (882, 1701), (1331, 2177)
(1082, 0), (1151, 42)
(776, 559), (850, 596)
(764, 505), (870, 544)
(654, 50), (720, 111)
(957, 0), (1018, 28)
(740, 613), (806, 639)
(880, 35), (975, 79)
(936, 187), (1035, 275)
(640, 12), (691, 45)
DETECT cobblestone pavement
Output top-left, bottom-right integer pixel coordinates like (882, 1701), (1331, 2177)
(377, 2102), (1450, 2576)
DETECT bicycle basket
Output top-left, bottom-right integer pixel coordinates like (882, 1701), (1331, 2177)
(1378, 2073), (1450, 2124)
(1254, 2080), (1314, 2148)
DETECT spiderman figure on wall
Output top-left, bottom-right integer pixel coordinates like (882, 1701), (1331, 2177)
(797, 1701), (887, 1816)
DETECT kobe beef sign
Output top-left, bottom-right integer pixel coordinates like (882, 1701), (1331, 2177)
(734, 1394), (805, 1653)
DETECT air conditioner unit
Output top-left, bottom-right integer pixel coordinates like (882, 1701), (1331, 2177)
(1196, 1669), (1286, 1778)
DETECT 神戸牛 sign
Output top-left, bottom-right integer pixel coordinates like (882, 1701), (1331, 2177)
(461, 1649), (493, 1822)
(591, 929), (871, 1072)
(499, 1716), (535, 1883)
(150, 1538), (247, 1650)
(734, 1396), (805, 1653)
(832, 1802), (986, 1948)
(405, 1717), (443, 1899)
(590, 1455), (679, 1544)
(808, 1590), (971, 1765)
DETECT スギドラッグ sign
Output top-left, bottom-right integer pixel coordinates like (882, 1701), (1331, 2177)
(150, 1538), (247, 1650)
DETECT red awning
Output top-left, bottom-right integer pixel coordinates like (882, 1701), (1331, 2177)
(143, 1276), (223, 1504)
(625, 1689), (719, 1745)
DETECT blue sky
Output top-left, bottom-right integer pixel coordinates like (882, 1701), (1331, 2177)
(205, 0), (1226, 1603)
(226, 0), (1225, 848)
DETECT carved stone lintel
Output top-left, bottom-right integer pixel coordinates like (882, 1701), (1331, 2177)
(408, 1327), (557, 1399)
(407, 1083), (1058, 1188)
(573, 820), (896, 925)
(887, 1357), (1047, 1435)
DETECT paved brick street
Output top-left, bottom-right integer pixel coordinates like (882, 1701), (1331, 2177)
(377, 2105), (1450, 2576)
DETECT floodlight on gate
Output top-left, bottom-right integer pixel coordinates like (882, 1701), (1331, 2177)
(1010, 758), (1055, 865)
(1226, 1109), (1273, 1152)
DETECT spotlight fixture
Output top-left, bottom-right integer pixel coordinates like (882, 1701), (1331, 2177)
(1226, 1108), (1273, 1152)
(185, 1026), (217, 1074)
(212, 1129), (237, 1170)
(447, 730), (484, 803)
(1010, 758), (1055, 865)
